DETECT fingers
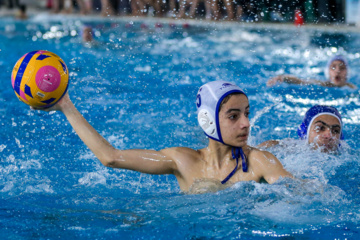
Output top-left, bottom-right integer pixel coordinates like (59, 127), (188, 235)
(30, 106), (53, 112)
(267, 78), (277, 87)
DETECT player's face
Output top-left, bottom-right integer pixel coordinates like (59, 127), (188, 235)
(219, 94), (250, 147)
(308, 114), (341, 152)
(329, 60), (347, 86)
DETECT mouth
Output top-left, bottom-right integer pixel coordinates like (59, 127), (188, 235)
(318, 140), (337, 150)
(237, 133), (248, 140)
(334, 76), (343, 83)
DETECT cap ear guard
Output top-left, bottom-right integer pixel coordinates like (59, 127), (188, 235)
(198, 109), (217, 138)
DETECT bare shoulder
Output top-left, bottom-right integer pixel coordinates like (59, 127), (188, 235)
(247, 147), (279, 163)
(247, 146), (292, 182)
(257, 140), (280, 148)
(160, 147), (199, 156)
(160, 147), (203, 179)
(160, 147), (201, 163)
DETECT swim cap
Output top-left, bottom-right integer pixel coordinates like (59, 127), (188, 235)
(196, 80), (247, 144)
(324, 55), (348, 80)
(297, 105), (344, 141)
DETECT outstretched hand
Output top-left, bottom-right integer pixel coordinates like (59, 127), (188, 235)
(267, 76), (284, 87)
(30, 92), (70, 112)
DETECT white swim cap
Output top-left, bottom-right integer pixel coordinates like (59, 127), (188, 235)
(196, 80), (247, 144)
(324, 55), (349, 80)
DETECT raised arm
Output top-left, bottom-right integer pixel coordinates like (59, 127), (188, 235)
(267, 75), (323, 87)
(41, 93), (177, 175)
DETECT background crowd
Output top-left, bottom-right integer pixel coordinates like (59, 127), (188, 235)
(0, 0), (347, 23)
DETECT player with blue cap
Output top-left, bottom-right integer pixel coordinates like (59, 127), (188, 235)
(267, 55), (356, 89)
(36, 80), (292, 193)
(297, 105), (343, 152)
(259, 105), (343, 153)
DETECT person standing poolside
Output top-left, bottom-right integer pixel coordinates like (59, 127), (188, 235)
(36, 80), (292, 193)
(258, 105), (344, 153)
(267, 55), (357, 89)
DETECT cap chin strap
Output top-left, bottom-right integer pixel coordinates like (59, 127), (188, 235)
(221, 147), (248, 184)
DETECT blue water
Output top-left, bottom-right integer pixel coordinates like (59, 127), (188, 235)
(1, 13), (360, 239)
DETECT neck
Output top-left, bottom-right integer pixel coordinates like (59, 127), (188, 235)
(206, 139), (247, 167)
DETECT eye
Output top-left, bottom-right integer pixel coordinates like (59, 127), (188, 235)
(229, 114), (238, 120)
(314, 125), (326, 132)
(245, 112), (250, 118)
(314, 126), (321, 132)
(332, 128), (341, 134)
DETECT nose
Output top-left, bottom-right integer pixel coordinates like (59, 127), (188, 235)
(240, 115), (250, 129)
(321, 128), (332, 139)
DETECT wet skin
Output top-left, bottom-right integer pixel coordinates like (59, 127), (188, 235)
(40, 93), (292, 193)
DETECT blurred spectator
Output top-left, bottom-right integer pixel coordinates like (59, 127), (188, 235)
(178, 0), (211, 19)
(52, 0), (73, 13)
(204, 0), (235, 20)
(82, 25), (93, 42)
(131, 0), (163, 17)
(5, 0), (19, 9)
(13, 0), (343, 23)
(15, 3), (27, 19)
(235, 0), (259, 22)
(167, 0), (179, 17)
(76, 0), (92, 14)
(100, 0), (115, 16)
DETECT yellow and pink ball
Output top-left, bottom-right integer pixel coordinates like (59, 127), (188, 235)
(11, 50), (69, 108)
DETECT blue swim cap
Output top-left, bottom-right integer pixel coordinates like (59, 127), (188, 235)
(196, 80), (247, 144)
(325, 55), (348, 80)
(297, 105), (344, 141)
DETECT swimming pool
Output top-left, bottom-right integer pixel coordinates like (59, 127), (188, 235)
(1, 13), (360, 239)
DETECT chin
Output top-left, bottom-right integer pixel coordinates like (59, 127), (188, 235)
(315, 144), (338, 153)
(332, 79), (346, 86)
(227, 140), (247, 148)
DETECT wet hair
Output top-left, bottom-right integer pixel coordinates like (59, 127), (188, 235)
(219, 92), (243, 112)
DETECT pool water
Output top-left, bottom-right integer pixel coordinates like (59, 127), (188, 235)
(1, 13), (360, 239)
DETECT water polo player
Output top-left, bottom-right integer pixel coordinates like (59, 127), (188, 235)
(258, 105), (344, 153)
(267, 55), (357, 89)
(37, 80), (292, 193)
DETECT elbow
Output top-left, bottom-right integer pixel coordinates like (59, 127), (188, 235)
(102, 158), (116, 168)
(97, 148), (122, 168)
(98, 154), (118, 168)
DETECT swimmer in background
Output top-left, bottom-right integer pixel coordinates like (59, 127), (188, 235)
(267, 55), (357, 89)
(82, 26), (94, 43)
(81, 26), (101, 48)
(258, 105), (344, 154)
(35, 80), (292, 194)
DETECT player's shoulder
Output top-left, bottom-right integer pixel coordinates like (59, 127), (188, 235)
(248, 146), (277, 161)
(160, 147), (201, 159)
